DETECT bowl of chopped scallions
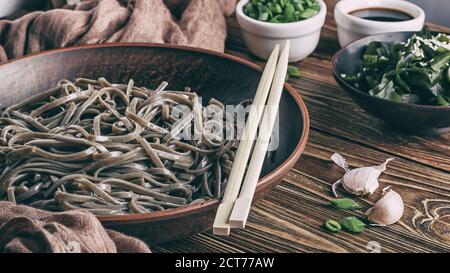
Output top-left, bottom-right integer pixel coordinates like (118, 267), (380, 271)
(236, 0), (327, 62)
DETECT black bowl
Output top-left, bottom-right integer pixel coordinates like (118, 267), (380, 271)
(332, 31), (450, 136)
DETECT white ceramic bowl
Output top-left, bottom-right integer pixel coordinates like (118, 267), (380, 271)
(236, 0), (327, 62)
(335, 0), (425, 47)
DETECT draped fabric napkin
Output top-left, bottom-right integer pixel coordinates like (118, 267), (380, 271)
(0, 201), (150, 253)
(0, 0), (237, 64)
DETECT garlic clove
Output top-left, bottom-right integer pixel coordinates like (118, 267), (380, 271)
(343, 167), (381, 196)
(366, 190), (404, 226)
(331, 153), (394, 197)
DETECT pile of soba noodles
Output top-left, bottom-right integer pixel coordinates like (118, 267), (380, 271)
(0, 78), (244, 215)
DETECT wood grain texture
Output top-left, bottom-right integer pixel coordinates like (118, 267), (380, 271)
(153, 0), (450, 253)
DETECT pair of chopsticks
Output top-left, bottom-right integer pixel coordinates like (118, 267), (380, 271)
(213, 41), (290, 235)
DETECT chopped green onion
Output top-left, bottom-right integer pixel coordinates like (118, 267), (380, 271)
(330, 198), (362, 210)
(271, 14), (287, 23)
(243, 0), (320, 23)
(249, 12), (258, 19)
(269, 3), (283, 14)
(287, 65), (301, 77)
(341, 217), (365, 233)
(258, 12), (269, 21)
(295, 3), (304, 12)
(299, 8), (318, 19)
(284, 4), (296, 22)
(324, 219), (341, 233)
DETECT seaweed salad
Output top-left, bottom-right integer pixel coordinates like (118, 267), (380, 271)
(343, 28), (450, 106)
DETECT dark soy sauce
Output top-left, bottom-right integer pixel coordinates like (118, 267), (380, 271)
(349, 8), (414, 22)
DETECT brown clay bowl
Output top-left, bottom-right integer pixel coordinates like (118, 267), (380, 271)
(0, 44), (309, 244)
(332, 31), (450, 136)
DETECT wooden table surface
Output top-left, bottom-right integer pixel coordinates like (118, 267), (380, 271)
(153, 0), (450, 253)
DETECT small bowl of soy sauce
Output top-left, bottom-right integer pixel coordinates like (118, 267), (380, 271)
(334, 0), (425, 47)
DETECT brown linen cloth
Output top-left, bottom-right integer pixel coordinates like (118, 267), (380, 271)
(0, 0), (237, 64)
(0, 201), (150, 253)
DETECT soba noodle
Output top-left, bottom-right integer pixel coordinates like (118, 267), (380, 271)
(0, 78), (244, 215)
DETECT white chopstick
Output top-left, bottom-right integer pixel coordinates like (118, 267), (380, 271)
(213, 45), (280, 236)
(229, 41), (290, 228)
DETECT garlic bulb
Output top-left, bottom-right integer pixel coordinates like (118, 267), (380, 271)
(366, 189), (404, 226)
(331, 153), (394, 197)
